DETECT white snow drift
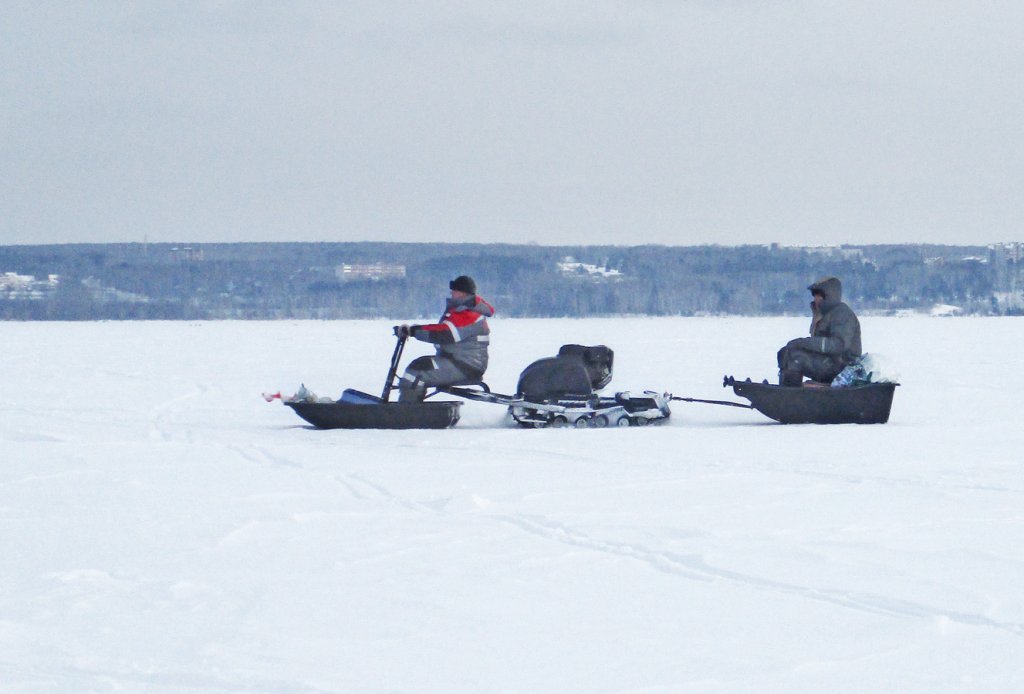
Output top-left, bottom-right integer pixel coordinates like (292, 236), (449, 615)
(1, 317), (1022, 693)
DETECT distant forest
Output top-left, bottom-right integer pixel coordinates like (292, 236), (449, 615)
(1, 242), (1022, 320)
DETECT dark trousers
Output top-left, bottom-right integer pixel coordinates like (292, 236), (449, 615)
(777, 345), (842, 384)
(398, 356), (483, 402)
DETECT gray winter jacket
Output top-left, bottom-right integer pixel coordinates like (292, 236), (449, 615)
(788, 277), (862, 368)
(410, 295), (495, 374)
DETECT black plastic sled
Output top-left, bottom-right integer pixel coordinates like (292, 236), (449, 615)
(282, 335), (462, 430)
(286, 395), (461, 430)
(723, 375), (898, 425)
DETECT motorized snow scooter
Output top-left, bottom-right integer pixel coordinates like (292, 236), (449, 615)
(270, 334), (671, 430)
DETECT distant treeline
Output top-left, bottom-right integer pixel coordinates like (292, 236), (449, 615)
(1, 242), (1022, 320)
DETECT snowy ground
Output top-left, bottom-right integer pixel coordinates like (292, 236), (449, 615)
(1, 316), (1023, 693)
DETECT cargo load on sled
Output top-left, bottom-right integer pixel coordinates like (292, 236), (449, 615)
(497, 344), (670, 428)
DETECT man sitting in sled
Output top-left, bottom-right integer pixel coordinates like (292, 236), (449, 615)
(394, 275), (495, 402)
(777, 276), (861, 387)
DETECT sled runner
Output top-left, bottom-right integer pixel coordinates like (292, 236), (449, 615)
(281, 334), (463, 430)
(722, 375), (898, 424)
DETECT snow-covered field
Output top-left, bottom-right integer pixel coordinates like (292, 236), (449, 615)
(2, 317), (1022, 693)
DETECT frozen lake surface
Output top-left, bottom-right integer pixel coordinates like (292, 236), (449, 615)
(2, 317), (1023, 693)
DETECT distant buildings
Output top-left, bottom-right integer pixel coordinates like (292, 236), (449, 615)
(989, 242), (1023, 264)
(335, 264), (406, 281)
(989, 243), (1023, 312)
(558, 257), (623, 280)
(799, 245), (867, 262)
(81, 277), (149, 304)
(0, 272), (58, 300)
(171, 246), (204, 262)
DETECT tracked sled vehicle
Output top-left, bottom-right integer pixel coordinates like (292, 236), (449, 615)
(272, 336), (671, 430)
(440, 344), (671, 428)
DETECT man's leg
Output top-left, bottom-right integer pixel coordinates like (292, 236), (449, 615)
(778, 345), (804, 386)
(781, 347), (841, 384)
(398, 356), (434, 402)
(399, 356), (480, 402)
(804, 355), (842, 383)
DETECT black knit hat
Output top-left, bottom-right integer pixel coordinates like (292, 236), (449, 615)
(449, 275), (477, 294)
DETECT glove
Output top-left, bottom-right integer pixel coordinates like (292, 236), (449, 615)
(393, 324), (411, 338)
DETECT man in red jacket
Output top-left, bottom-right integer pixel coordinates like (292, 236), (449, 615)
(395, 275), (495, 402)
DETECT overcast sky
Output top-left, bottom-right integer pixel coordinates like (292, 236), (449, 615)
(2, 1), (1022, 247)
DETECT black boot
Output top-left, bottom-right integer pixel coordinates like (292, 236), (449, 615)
(779, 369), (803, 387)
